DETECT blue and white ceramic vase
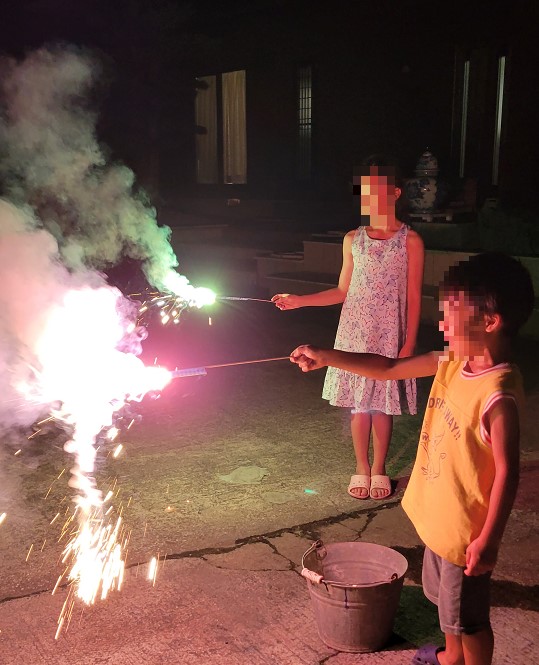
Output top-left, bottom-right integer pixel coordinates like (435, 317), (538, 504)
(405, 149), (449, 213)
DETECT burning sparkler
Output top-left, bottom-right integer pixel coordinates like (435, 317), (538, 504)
(54, 511), (125, 638)
(9, 279), (174, 636)
(132, 280), (272, 326)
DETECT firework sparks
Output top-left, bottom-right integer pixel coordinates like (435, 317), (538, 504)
(52, 506), (127, 638)
(160, 272), (216, 309)
(133, 274), (216, 326)
(10, 283), (174, 636)
(51, 482), (162, 639)
(148, 556), (158, 586)
(60, 512), (125, 604)
(132, 281), (271, 326)
(0, 52), (227, 636)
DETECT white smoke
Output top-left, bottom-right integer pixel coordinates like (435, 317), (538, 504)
(0, 46), (179, 430)
(0, 46), (178, 288)
(0, 199), (108, 428)
(0, 48), (184, 596)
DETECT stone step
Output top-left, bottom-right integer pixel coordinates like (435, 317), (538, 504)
(258, 271), (338, 296)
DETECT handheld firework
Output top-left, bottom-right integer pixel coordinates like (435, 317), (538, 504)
(132, 287), (273, 326)
(170, 355), (290, 378)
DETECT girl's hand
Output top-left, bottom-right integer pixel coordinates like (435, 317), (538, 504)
(271, 294), (302, 310)
(290, 345), (326, 371)
(464, 538), (498, 576)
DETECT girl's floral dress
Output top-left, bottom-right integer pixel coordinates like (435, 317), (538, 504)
(322, 225), (417, 415)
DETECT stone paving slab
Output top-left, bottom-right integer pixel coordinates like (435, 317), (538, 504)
(0, 525), (536, 665)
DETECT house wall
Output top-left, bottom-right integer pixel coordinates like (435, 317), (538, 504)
(163, 1), (537, 212)
(169, 1), (456, 203)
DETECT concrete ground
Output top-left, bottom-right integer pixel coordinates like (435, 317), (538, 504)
(0, 293), (537, 664)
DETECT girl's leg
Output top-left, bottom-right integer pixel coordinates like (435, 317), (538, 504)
(370, 412), (393, 498)
(350, 412), (372, 498)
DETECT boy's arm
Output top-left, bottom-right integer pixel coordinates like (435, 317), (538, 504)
(464, 398), (520, 576)
(399, 230), (425, 357)
(290, 346), (440, 380)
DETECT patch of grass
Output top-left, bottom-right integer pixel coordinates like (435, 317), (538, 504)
(394, 585), (443, 647)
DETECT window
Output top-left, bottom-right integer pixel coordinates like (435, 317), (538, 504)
(297, 65), (312, 180)
(195, 70), (247, 184)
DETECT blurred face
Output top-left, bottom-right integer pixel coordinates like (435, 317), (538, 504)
(357, 172), (400, 216)
(439, 291), (487, 359)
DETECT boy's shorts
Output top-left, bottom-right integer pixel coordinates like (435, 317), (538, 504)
(422, 546), (492, 635)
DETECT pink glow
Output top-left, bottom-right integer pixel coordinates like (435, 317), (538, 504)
(17, 284), (172, 619)
(19, 285), (171, 499)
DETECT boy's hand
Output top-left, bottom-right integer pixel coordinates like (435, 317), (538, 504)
(290, 345), (326, 372)
(398, 344), (415, 359)
(271, 294), (301, 310)
(464, 538), (498, 576)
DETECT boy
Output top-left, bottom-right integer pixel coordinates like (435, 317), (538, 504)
(290, 252), (535, 665)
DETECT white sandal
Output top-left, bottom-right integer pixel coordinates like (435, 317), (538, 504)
(347, 474), (370, 499)
(369, 474), (392, 500)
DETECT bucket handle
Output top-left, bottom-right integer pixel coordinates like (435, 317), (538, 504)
(301, 539), (325, 566)
(301, 540), (401, 588)
(301, 569), (400, 588)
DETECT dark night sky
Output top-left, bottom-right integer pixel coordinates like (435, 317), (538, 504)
(3, 0), (282, 53)
(3, 0), (520, 58)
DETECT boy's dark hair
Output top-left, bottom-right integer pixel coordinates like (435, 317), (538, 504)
(440, 252), (535, 337)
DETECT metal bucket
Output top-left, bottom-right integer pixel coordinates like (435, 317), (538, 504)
(301, 540), (408, 653)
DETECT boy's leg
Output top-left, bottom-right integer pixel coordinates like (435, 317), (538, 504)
(350, 412), (371, 497)
(461, 628), (494, 665)
(438, 634), (463, 665)
(370, 412), (393, 498)
(422, 548), (493, 665)
(437, 630), (493, 665)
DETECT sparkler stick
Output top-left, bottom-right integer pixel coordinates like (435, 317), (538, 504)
(217, 296), (273, 303)
(131, 291), (272, 303)
(171, 356), (290, 379)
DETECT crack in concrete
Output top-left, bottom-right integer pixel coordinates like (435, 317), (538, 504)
(0, 502), (395, 605)
(259, 535), (298, 572)
(3, 500), (536, 615)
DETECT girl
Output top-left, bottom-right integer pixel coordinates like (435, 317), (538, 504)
(272, 155), (424, 499)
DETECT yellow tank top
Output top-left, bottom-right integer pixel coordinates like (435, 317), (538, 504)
(401, 360), (524, 566)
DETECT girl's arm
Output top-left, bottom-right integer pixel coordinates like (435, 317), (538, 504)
(272, 230), (355, 309)
(464, 398), (520, 575)
(290, 345), (440, 380)
(399, 229), (425, 357)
